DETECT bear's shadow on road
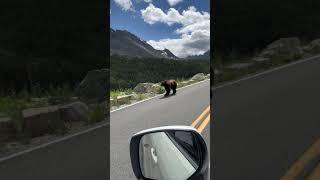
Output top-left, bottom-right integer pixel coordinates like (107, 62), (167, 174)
(159, 94), (176, 99)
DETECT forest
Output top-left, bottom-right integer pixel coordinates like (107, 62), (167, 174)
(111, 55), (210, 90)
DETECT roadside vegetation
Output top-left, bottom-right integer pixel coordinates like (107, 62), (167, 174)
(0, 86), (107, 150)
(213, 37), (320, 85)
(110, 72), (210, 109)
(213, 54), (301, 84)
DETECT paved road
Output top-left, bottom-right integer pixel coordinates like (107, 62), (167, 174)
(110, 80), (210, 180)
(0, 123), (108, 180)
(213, 56), (320, 180)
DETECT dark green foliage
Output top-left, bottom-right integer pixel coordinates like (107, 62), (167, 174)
(110, 55), (209, 90)
(215, 0), (320, 59)
(0, 56), (107, 95)
(0, 0), (107, 95)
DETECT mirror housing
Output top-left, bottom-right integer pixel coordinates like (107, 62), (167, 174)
(130, 126), (209, 180)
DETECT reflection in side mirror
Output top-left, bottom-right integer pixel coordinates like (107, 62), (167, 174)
(139, 131), (199, 179)
(130, 126), (208, 180)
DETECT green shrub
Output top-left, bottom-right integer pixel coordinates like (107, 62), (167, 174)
(88, 104), (106, 124)
(158, 87), (166, 94)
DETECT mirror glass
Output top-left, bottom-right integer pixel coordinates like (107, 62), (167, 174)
(139, 130), (201, 180)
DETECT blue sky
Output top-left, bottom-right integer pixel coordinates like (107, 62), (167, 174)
(110, 0), (210, 58)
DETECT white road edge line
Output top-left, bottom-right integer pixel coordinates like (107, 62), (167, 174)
(2, 54), (320, 163)
(110, 79), (210, 113)
(0, 122), (109, 163)
(213, 54), (320, 91)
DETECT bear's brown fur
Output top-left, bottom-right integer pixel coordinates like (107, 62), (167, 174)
(160, 80), (177, 96)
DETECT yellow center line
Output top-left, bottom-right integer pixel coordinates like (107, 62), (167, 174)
(196, 114), (210, 134)
(281, 138), (320, 180)
(191, 106), (210, 128)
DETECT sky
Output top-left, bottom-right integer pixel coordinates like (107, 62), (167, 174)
(110, 0), (210, 58)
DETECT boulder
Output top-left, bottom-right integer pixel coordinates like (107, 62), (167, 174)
(190, 73), (206, 81)
(110, 98), (116, 106)
(252, 57), (271, 62)
(226, 63), (253, 69)
(214, 69), (221, 75)
(0, 116), (14, 133)
(259, 37), (303, 59)
(116, 94), (132, 105)
(59, 101), (89, 122)
(304, 39), (320, 54)
(31, 97), (49, 107)
(133, 83), (160, 94)
(130, 93), (140, 101)
(75, 69), (109, 101)
(22, 106), (65, 137)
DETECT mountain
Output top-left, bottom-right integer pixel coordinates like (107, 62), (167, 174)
(185, 50), (210, 60)
(110, 28), (178, 59)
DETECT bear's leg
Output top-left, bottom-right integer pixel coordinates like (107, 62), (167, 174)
(165, 87), (170, 96)
(172, 84), (177, 95)
(172, 88), (176, 95)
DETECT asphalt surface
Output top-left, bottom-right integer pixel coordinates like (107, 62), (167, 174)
(0, 123), (109, 180)
(110, 80), (210, 180)
(212, 56), (320, 180)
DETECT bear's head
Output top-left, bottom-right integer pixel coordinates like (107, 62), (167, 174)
(160, 80), (167, 86)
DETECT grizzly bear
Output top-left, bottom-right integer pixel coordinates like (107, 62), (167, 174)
(160, 80), (177, 96)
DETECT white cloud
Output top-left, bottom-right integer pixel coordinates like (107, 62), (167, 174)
(167, 0), (183, 6)
(144, 0), (152, 2)
(141, 4), (210, 58)
(114, 0), (133, 11)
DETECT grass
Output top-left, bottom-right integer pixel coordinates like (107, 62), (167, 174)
(88, 103), (106, 124)
(0, 84), (105, 148)
(110, 89), (133, 100)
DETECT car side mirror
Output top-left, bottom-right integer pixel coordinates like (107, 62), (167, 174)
(129, 126), (209, 180)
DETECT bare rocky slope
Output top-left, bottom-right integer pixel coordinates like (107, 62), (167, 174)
(110, 28), (178, 59)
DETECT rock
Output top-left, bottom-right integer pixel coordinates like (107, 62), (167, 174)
(116, 94), (132, 105)
(75, 69), (109, 101)
(226, 63), (253, 69)
(30, 97), (48, 102)
(304, 39), (320, 54)
(0, 112), (7, 118)
(188, 80), (196, 84)
(133, 83), (160, 94)
(111, 106), (118, 111)
(259, 37), (303, 59)
(110, 98), (116, 106)
(130, 93), (140, 101)
(59, 101), (89, 122)
(205, 74), (210, 79)
(22, 106), (65, 137)
(252, 57), (271, 62)
(190, 73), (206, 81)
(0, 116), (14, 133)
(214, 69), (221, 75)
(48, 97), (64, 105)
(70, 97), (79, 101)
